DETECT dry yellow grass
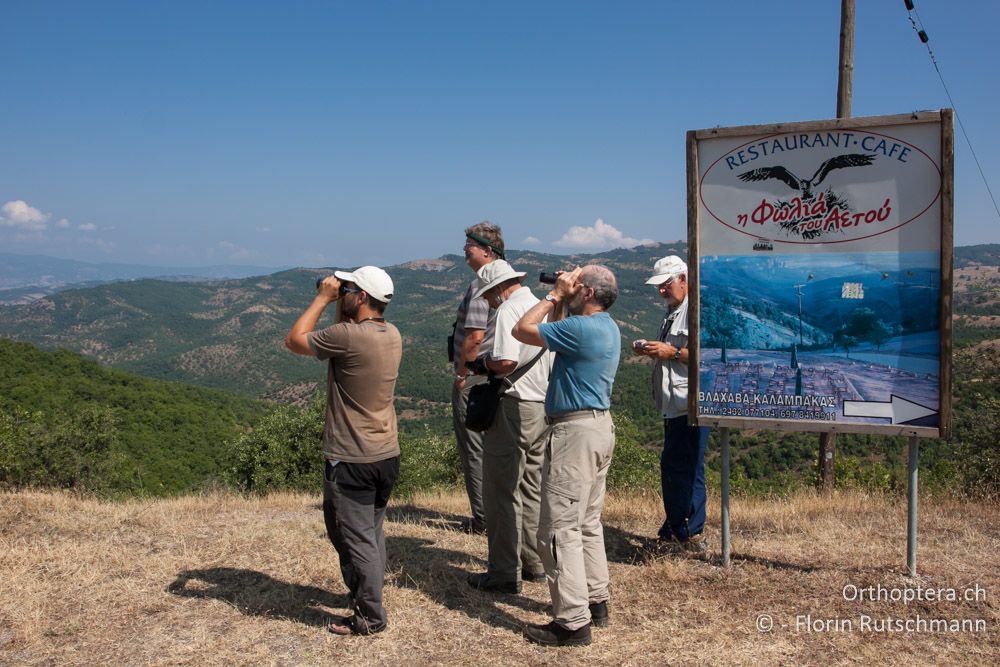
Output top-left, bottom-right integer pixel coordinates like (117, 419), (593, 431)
(1, 488), (997, 666)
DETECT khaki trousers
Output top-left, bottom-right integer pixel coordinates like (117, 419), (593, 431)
(537, 411), (615, 630)
(482, 395), (546, 584)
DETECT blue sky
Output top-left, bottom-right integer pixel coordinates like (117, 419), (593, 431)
(1, 1), (997, 268)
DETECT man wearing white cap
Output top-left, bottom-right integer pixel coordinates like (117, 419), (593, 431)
(466, 260), (552, 594)
(285, 265), (402, 636)
(634, 255), (709, 557)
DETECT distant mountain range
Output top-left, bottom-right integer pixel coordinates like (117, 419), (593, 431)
(0, 253), (284, 304)
(0, 243), (684, 436)
(1, 243), (996, 439)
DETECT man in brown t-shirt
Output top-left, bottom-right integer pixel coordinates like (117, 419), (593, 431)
(285, 265), (402, 636)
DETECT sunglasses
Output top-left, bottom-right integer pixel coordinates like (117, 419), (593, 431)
(339, 284), (363, 296)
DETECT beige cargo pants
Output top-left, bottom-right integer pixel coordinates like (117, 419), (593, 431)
(537, 410), (615, 630)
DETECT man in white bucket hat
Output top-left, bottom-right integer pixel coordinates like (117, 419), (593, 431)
(465, 259), (552, 594)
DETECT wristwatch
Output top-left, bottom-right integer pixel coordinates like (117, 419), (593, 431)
(544, 294), (559, 304)
(672, 348), (682, 361)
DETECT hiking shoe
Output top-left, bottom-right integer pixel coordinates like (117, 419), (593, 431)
(681, 533), (710, 559)
(523, 621), (592, 647)
(521, 569), (546, 583)
(327, 615), (386, 636)
(589, 601), (609, 628)
(459, 517), (487, 535)
(649, 536), (684, 556)
(649, 534), (709, 559)
(467, 572), (521, 594)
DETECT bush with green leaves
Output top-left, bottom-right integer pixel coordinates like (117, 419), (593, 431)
(227, 401), (325, 493)
(227, 401), (464, 496)
(0, 406), (134, 494)
(395, 426), (462, 497)
(607, 413), (659, 492)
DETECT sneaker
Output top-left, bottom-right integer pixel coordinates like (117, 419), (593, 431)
(521, 569), (546, 583)
(589, 601), (609, 628)
(523, 621), (592, 647)
(467, 571), (521, 594)
(681, 533), (709, 559)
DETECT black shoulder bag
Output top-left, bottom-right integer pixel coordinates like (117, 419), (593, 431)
(464, 349), (546, 432)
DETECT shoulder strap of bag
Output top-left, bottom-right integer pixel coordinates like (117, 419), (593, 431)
(499, 347), (546, 391)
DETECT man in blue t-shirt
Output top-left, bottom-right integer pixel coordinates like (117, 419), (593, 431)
(512, 264), (621, 648)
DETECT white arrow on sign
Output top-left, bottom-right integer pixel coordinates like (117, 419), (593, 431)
(842, 395), (937, 424)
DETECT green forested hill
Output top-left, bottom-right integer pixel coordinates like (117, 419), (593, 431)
(0, 338), (264, 494)
(0, 243), (686, 440)
(2, 243), (999, 495)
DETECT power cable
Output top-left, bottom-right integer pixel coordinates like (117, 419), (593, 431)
(904, 0), (1000, 223)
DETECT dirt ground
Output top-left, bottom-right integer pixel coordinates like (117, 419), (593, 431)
(1, 489), (997, 666)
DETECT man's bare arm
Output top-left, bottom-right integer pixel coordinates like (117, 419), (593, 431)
(485, 358), (518, 375)
(285, 277), (339, 356)
(462, 328), (485, 366)
(512, 267), (581, 346)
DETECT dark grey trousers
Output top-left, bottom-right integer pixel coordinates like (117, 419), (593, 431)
(452, 375), (487, 530)
(323, 456), (400, 634)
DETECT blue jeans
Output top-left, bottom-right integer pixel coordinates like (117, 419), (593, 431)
(659, 416), (709, 541)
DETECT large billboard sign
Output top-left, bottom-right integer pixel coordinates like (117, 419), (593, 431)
(688, 111), (953, 438)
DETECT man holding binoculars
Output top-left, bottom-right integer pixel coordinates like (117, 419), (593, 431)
(285, 265), (402, 637)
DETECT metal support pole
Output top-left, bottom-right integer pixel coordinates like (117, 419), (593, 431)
(907, 436), (919, 577)
(720, 427), (731, 568)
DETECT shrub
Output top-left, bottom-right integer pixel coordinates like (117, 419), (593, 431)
(227, 401), (464, 496)
(608, 413), (659, 492)
(0, 406), (133, 494)
(227, 401), (324, 494)
(395, 426), (462, 497)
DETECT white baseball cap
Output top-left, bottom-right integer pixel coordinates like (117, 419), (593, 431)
(334, 266), (394, 302)
(646, 255), (688, 285)
(473, 259), (527, 299)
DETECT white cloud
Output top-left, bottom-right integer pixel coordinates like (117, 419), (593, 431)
(552, 218), (654, 250)
(77, 222), (97, 231)
(0, 200), (50, 231)
(217, 241), (256, 261)
(256, 226), (272, 233)
(523, 236), (541, 246)
(56, 218), (71, 229)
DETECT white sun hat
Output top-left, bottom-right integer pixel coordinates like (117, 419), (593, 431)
(473, 259), (527, 299)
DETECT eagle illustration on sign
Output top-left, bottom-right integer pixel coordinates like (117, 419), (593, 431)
(737, 153), (876, 200)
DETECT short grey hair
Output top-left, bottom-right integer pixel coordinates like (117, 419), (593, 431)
(582, 264), (617, 310)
